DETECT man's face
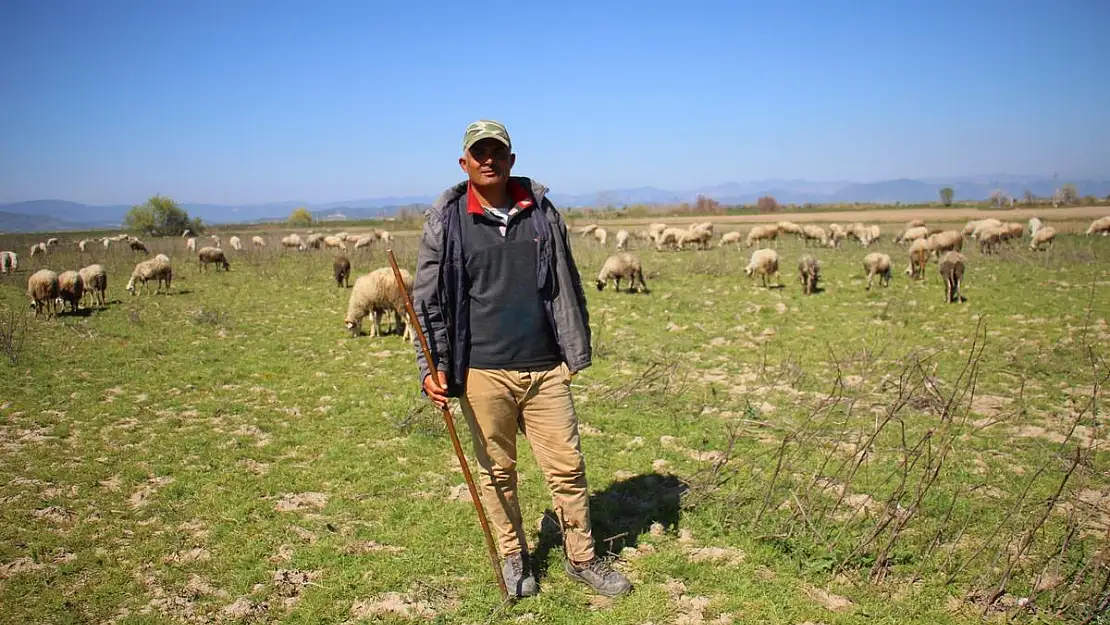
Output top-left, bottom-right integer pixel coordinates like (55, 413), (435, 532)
(459, 138), (514, 186)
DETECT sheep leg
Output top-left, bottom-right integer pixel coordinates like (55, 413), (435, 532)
(371, 310), (382, 337)
(866, 272), (873, 291)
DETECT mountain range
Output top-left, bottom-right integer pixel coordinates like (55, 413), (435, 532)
(1, 175), (1107, 233)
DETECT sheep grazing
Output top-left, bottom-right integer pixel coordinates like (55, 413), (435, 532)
(655, 227), (685, 251)
(354, 235), (374, 250)
(374, 230), (393, 243)
(801, 224), (828, 247)
(56, 270), (84, 313)
(938, 251), (966, 304)
(27, 269), (60, 317)
(79, 264), (107, 307)
(906, 219), (927, 229)
(47, 237), (60, 247)
(863, 253), (892, 290)
(647, 223), (668, 243)
(334, 232), (349, 241)
(896, 226), (929, 245)
(182, 229), (193, 238)
(126, 258), (172, 295)
(1029, 226), (1057, 251)
(229, 236), (243, 251)
(1028, 217), (1043, 236)
(344, 267), (414, 340)
(999, 222), (1025, 244)
(595, 253), (648, 293)
(577, 224), (599, 237)
(1086, 216), (1110, 236)
(690, 222), (714, 237)
(744, 248), (780, 288)
(154, 253), (170, 264)
(926, 230), (963, 257)
(746, 224), (779, 248)
(345, 234), (362, 244)
(977, 226), (1005, 254)
(970, 219), (1003, 240)
(615, 229), (630, 251)
(210, 234), (222, 248)
(129, 239), (150, 254)
(252, 235), (267, 247)
(323, 235), (347, 251)
(102, 238), (112, 250)
(718, 231), (742, 248)
(185, 237), (197, 253)
(906, 238), (931, 280)
(797, 255), (820, 295)
(592, 227), (608, 246)
(197, 246), (230, 271)
(77, 239), (90, 252)
(827, 224), (847, 248)
(776, 220), (803, 238)
(30, 242), (47, 257)
(0, 251), (17, 274)
(304, 233), (324, 250)
(863, 224), (881, 246)
(334, 255), (352, 288)
(281, 234), (305, 250)
(678, 228), (712, 250)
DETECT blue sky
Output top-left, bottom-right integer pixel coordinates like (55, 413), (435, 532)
(1, 0), (1107, 205)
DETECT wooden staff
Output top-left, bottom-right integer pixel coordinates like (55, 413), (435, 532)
(386, 249), (509, 601)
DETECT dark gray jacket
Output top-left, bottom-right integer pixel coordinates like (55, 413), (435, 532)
(412, 176), (592, 396)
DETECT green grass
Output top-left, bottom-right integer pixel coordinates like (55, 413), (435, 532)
(0, 226), (1107, 624)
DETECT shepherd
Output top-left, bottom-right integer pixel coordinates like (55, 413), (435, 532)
(410, 120), (632, 598)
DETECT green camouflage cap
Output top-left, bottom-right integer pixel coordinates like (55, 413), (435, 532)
(462, 119), (511, 152)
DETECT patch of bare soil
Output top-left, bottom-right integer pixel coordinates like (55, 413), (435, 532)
(348, 592), (437, 621)
(274, 492), (328, 512)
(0, 557), (46, 578)
(804, 585), (854, 612)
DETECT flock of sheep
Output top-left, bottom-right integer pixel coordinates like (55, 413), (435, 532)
(580, 214), (1110, 305)
(3, 213), (1108, 329)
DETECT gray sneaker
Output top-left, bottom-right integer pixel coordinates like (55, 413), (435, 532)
(502, 553), (538, 598)
(564, 557), (632, 597)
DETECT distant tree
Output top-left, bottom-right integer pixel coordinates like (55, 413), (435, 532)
(989, 189), (1011, 209)
(756, 195), (779, 213)
(939, 187), (954, 207)
(288, 207), (313, 227)
(1060, 183), (1079, 205)
(125, 194), (202, 237)
(1023, 189), (1036, 205)
(694, 194), (723, 214)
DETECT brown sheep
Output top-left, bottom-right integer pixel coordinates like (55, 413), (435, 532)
(27, 269), (60, 317)
(938, 251), (966, 303)
(334, 255), (352, 287)
(798, 255), (820, 295)
(197, 247), (230, 271)
(57, 270), (84, 313)
(863, 253), (892, 290)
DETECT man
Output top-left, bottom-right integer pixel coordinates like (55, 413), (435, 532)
(410, 120), (632, 599)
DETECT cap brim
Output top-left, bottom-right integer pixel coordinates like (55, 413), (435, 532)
(464, 132), (511, 152)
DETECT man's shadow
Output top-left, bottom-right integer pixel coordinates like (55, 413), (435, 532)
(531, 472), (687, 578)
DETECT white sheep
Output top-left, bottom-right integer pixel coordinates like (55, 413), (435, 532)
(801, 224), (828, 247)
(718, 231), (742, 248)
(79, 264), (107, 307)
(27, 269), (60, 317)
(896, 226), (929, 245)
(0, 251), (16, 274)
(906, 219), (927, 229)
(281, 234), (305, 250)
(197, 247), (230, 271)
(1028, 217), (1043, 236)
(30, 242), (47, 257)
(126, 257), (173, 295)
(798, 255), (820, 295)
(776, 221), (803, 239)
(345, 234), (362, 244)
(56, 270), (84, 313)
(595, 253), (648, 293)
(970, 218), (1003, 240)
(744, 248), (780, 288)
(938, 251), (966, 304)
(154, 253), (170, 263)
(746, 224), (779, 248)
(334, 231), (349, 241)
(577, 224), (599, 236)
(210, 234), (222, 248)
(677, 228), (712, 250)
(229, 236), (243, 251)
(252, 235), (267, 247)
(647, 223), (668, 243)
(863, 253), (892, 290)
(977, 226), (1005, 254)
(102, 238), (112, 250)
(77, 239), (90, 252)
(655, 227), (685, 251)
(304, 233), (325, 250)
(323, 235), (348, 251)
(375, 230), (393, 243)
(1086, 216), (1110, 236)
(690, 222), (714, 237)
(615, 229), (630, 251)
(1029, 226), (1056, 251)
(344, 267), (414, 340)
(46, 237), (60, 247)
(354, 235), (374, 250)
(592, 227), (608, 246)
(925, 230), (963, 257)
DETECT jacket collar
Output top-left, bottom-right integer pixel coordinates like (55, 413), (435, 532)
(432, 176), (549, 214)
(465, 180), (534, 215)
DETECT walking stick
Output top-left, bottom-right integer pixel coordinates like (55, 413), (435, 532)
(386, 249), (510, 602)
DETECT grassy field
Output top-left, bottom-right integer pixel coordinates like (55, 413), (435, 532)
(0, 216), (1107, 624)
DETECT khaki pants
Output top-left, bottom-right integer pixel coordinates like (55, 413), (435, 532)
(460, 362), (596, 563)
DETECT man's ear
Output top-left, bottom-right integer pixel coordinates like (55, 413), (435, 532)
(458, 155), (467, 173)
(509, 153), (516, 170)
